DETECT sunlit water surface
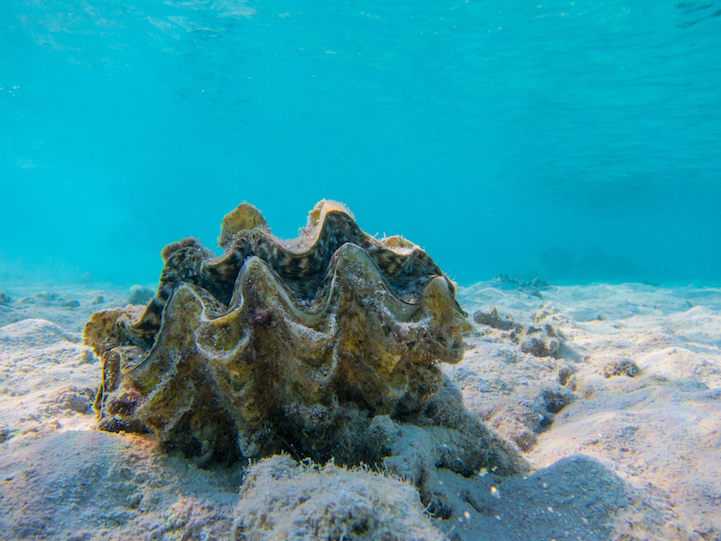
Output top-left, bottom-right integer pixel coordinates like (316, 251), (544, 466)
(2, 0), (720, 286)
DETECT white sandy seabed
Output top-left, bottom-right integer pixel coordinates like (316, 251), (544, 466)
(0, 281), (720, 541)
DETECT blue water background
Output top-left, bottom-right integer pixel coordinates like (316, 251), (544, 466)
(2, 0), (720, 286)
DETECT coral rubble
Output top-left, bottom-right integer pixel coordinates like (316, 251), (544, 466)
(473, 306), (561, 357)
(84, 200), (528, 513)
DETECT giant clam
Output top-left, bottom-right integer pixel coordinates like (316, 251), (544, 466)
(84, 200), (528, 516)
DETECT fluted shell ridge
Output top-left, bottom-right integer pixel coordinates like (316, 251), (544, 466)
(217, 202), (269, 249)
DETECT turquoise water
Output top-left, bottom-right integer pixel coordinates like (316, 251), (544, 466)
(2, 0), (720, 286)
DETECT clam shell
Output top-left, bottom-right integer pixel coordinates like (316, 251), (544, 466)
(84, 200), (528, 512)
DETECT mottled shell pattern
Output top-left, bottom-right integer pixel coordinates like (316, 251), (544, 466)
(84, 200), (474, 465)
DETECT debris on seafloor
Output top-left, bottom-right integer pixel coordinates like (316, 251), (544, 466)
(83, 200), (529, 517)
(493, 274), (550, 297)
(473, 306), (562, 357)
(603, 358), (641, 378)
